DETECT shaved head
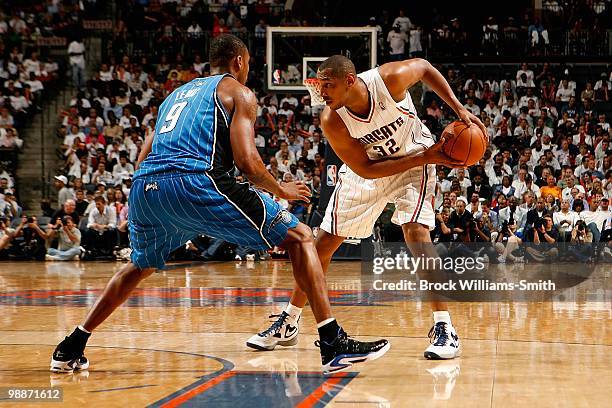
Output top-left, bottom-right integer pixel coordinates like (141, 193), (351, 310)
(209, 34), (247, 69)
(317, 55), (356, 79)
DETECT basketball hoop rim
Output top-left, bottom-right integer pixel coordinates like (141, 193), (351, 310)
(303, 78), (326, 106)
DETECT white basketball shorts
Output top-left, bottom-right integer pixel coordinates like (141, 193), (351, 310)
(320, 163), (436, 238)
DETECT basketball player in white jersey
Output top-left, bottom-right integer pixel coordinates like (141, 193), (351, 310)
(247, 55), (487, 359)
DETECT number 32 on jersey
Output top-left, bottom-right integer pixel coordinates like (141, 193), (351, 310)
(372, 138), (400, 157)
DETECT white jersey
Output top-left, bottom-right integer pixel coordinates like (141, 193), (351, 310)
(336, 68), (436, 160)
(320, 68), (438, 238)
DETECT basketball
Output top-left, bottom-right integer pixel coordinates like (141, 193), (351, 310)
(441, 121), (487, 166)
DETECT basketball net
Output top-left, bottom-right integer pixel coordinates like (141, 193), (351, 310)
(303, 78), (326, 107)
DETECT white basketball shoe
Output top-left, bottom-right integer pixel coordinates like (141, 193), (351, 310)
(424, 322), (461, 360)
(246, 312), (300, 351)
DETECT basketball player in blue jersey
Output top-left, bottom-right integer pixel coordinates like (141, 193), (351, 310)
(50, 35), (389, 375)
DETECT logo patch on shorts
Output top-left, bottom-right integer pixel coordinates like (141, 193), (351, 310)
(145, 182), (159, 192)
(268, 209), (293, 233)
(326, 165), (337, 186)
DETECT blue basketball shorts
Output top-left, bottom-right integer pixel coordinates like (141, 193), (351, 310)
(128, 172), (298, 269)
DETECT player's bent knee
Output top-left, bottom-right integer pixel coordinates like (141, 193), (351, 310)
(402, 222), (430, 242)
(283, 223), (315, 246)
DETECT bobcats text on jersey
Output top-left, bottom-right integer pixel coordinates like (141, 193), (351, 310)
(358, 116), (405, 145)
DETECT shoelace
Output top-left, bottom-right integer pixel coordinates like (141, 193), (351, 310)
(260, 312), (289, 337)
(314, 329), (349, 348)
(428, 322), (449, 347)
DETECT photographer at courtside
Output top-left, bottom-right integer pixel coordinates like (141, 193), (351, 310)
(526, 215), (559, 262)
(45, 215), (82, 261)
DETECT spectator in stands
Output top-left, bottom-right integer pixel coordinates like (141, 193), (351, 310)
(104, 96), (123, 123)
(499, 196), (527, 232)
(119, 107), (139, 129)
(53, 175), (73, 209)
(523, 174), (541, 199)
(0, 216), (26, 257)
(516, 63), (535, 84)
(584, 158), (604, 180)
(570, 219), (593, 246)
(84, 196), (117, 256)
(408, 25), (423, 57)
(463, 96), (480, 116)
(540, 175), (562, 200)
(448, 197), (473, 242)
(68, 36), (86, 90)
(596, 114), (610, 133)
(517, 73), (535, 91)
(526, 196), (550, 231)
(572, 125), (593, 146)
(511, 168), (529, 197)
(393, 9), (412, 33)
(0, 193), (12, 220)
(594, 72), (610, 102)
(525, 214), (559, 261)
(431, 208), (453, 243)
(91, 162), (113, 186)
(475, 199), (499, 231)
(387, 24), (407, 61)
(528, 17), (550, 54)
(45, 216), (81, 261)
(69, 159), (93, 184)
(494, 175), (515, 198)
(581, 81), (595, 102)
(0, 128), (23, 149)
(1, 190), (20, 220)
(74, 190), (89, 217)
(112, 154), (134, 183)
(554, 198), (580, 241)
(0, 176), (13, 194)
(49, 198), (79, 226)
(0, 108), (14, 128)
(17, 217), (48, 260)
(481, 17), (499, 54)
(9, 88), (30, 126)
(556, 79), (574, 107)
(579, 196), (608, 242)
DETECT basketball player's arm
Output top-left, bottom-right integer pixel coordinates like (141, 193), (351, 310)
(228, 85), (310, 202)
(321, 108), (458, 179)
(135, 133), (154, 170)
(380, 59), (488, 139)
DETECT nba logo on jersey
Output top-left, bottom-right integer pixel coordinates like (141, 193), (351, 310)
(326, 165), (337, 186)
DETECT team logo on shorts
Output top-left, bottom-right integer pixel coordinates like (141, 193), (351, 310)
(379, 101), (386, 110)
(326, 165), (337, 186)
(268, 209), (292, 233)
(145, 182), (159, 192)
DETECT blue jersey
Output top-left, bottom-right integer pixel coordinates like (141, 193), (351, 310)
(135, 74), (233, 179)
(127, 73), (300, 270)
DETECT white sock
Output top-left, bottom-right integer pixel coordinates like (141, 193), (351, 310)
(316, 317), (336, 328)
(433, 311), (452, 325)
(78, 325), (91, 334)
(284, 303), (302, 320)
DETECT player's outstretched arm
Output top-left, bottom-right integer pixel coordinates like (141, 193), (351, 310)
(380, 59), (487, 139)
(226, 82), (310, 202)
(320, 108), (463, 179)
